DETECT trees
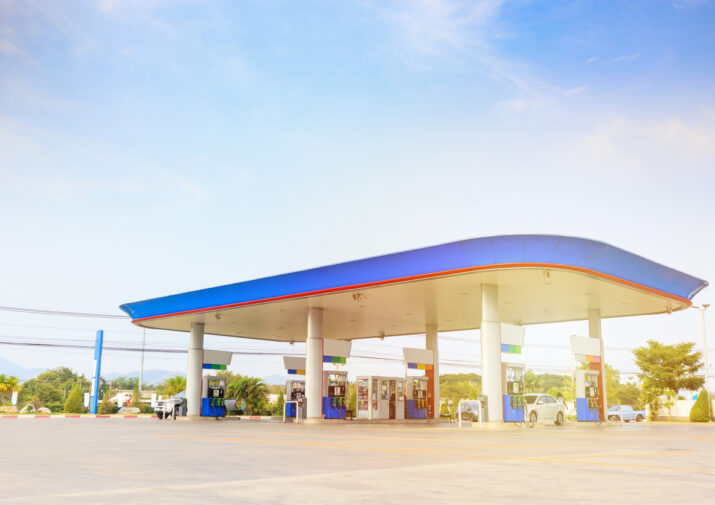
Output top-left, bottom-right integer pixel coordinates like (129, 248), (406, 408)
(439, 373), (481, 409)
(156, 376), (186, 397)
(605, 364), (642, 409)
(17, 367), (90, 409)
(64, 385), (84, 413)
(633, 340), (704, 418)
(17, 378), (63, 408)
(0, 374), (20, 404)
(227, 376), (268, 415)
(273, 390), (285, 416)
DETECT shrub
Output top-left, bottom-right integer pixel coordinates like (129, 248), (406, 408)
(45, 402), (65, 413)
(130, 384), (142, 409)
(99, 391), (115, 415)
(64, 385), (84, 413)
(690, 389), (712, 422)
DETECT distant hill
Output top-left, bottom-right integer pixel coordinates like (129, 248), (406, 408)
(263, 374), (286, 385)
(104, 369), (185, 386)
(0, 356), (46, 381)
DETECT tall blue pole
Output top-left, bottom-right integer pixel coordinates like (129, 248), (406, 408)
(90, 330), (104, 414)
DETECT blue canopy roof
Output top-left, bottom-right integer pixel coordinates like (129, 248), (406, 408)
(120, 234), (707, 322)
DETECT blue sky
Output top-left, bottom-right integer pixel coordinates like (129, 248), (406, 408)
(1, 0), (713, 383)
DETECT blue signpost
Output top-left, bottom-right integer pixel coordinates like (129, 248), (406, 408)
(89, 330), (104, 414)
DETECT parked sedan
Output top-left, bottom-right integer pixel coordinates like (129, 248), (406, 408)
(523, 393), (566, 425)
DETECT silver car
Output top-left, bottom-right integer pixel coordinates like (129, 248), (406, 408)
(523, 393), (566, 425)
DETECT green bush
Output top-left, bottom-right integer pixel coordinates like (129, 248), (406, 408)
(99, 392), (115, 414)
(689, 389), (712, 422)
(130, 384), (142, 409)
(44, 402), (65, 413)
(64, 385), (84, 413)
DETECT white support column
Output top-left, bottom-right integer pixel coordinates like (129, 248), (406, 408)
(588, 308), (608, 417)
(426, 324), (439, 420)
(481, 284), (503, 422)
(186, 322), (204, 417)
(305, 307), (324, 420)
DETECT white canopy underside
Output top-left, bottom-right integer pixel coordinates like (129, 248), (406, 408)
(136, 267), (687, 342)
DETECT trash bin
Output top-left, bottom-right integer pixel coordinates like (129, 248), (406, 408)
(477, 395), (488, 423)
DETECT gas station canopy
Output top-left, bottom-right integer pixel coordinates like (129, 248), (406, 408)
(119, 235), (707, 342)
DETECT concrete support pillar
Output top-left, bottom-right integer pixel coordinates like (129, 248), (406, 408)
(186, 322), (205, 417)
(588, 308), (607, 420)
(426, 324), (439, 419)
(481, 284), (503, 422)
(305, 307), (324, 420)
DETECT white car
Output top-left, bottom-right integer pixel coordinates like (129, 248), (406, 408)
(523, 393), (566, 425)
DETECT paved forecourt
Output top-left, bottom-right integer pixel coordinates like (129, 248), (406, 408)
(2, 419), (714, 505)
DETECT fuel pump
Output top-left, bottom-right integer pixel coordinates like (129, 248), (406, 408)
(201, 376), (227, 418)
(405, 376), (428, 419)
(575, 369), (601, 422)
(502, 363), (526, 422)
(322, 370), (348, 419)
(285, 379), (305, 419)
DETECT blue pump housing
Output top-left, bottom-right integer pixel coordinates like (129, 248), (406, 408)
(503, 394), (525, 422)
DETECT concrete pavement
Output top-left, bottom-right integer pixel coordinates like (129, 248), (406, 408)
(1, 418), (713, 504)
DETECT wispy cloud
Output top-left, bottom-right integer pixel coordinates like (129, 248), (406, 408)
(611, 52), (640, 63)
(366, 0), (505, 56)
(366, 0), (585, 113)
(572, 114), (715, 174)
(0, 37), (29, 59)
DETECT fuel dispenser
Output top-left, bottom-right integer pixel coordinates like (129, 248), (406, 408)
(322, 371), (348, 419)
(285, 379), (305, 419)
(575, 369), (601, 422)
(405, 376), (429, 419)
(355, 376), (405, 420)
(320, 340), (351, 419)
(282, 356), (307, 419)
(201, 376), (227, 418)
(403, 347), (434, 420)
(570, 335), (605, 422)
(502, 363), (525, 422)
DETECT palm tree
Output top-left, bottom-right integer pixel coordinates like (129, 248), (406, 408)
(156, 376), (186, 397)
(227, 377), (268, 415)
(0, 375), (21, 404)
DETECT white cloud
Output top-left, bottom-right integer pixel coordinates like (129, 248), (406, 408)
(368, 0), (505, 56)
(571, 114), (715, 174)
(564, 86), (587, 97)
(367, 0), (586, 113)
(611, 52), (640, 63)
(0, 38), (28, 59)
(587, 56), (598, 64)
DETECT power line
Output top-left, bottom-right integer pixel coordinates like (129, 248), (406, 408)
(0, 306), (128, 319)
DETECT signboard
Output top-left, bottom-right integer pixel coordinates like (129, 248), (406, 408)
(202, 349), (233, 370)
(570, 335), (602, 363)
(500, 323), (525, 353)
(403, 348), (434, 370)
(283, 356), (306, 375)
(323, 340), (351, 361)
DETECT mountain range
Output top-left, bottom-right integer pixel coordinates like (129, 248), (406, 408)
(0, 356), (46, 381)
